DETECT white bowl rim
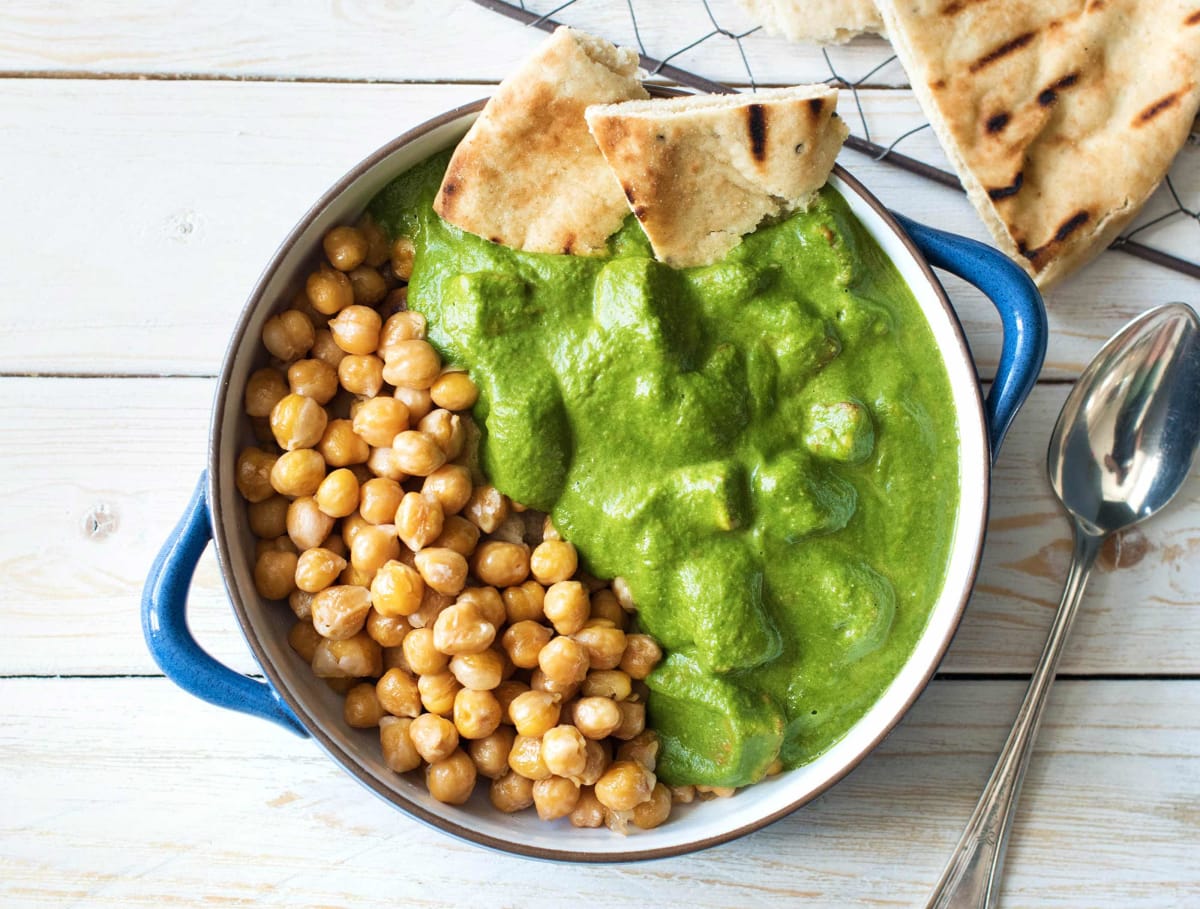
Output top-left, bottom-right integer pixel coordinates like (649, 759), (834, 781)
(207, 95), (990, 862)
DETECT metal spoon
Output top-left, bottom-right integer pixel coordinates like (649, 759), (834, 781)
(926, 302), (1200, 909)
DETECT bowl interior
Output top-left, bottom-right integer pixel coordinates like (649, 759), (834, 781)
(210, 101), (989, 861)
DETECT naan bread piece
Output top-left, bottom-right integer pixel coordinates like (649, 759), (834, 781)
(433, 27), (648, 256)
(586, 86), (848, 268)
(737, 0), (884, 44)
(875, 0), (1200, 287)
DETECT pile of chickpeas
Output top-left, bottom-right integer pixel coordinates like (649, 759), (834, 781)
(235, 217), (719, 832)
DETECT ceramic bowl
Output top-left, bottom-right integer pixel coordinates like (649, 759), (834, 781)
(143, 97), (1046, 862)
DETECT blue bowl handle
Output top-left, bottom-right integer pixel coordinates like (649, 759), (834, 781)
(892, 213), (1047, 460)
(141, 473), (308, 737)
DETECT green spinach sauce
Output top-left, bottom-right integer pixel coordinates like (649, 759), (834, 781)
(370, 150), (959, 787)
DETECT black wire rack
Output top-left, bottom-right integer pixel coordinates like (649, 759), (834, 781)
(471, 0), (1200, 281)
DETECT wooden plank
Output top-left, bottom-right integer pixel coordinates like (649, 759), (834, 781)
(0, 0), (906, 86)
(1, 678), (1195, 907)
(0, 79), (1194, 379)
(2, 377), (1197, 677)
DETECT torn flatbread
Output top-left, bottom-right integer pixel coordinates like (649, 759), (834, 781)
(737, 0), (884, 45)
(585, 86), (848, 268)
(433, 26), (648, 256)
(875, 0), (1200, 287)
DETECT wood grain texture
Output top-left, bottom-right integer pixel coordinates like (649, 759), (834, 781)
(0, 0), (905, 86)
(0, 79), (1194, 379)
(2, 378), (1196, 677)
(1, 678), (1195, 908)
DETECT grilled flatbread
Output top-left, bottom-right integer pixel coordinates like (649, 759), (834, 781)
(433, 26), (648, 256)
(737, 0), (884, 45)
(586, 86), (848, 268)
(875, 0), (1200, 287)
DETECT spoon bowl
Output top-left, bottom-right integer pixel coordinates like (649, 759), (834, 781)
(1049, 303), (1200, 535)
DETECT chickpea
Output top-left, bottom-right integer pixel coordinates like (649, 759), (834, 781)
(409, 712), (459, 763)
(359, 477), (404, 525)
(380, 338), (440, 389)
(287, 358), (339, 404)
(426, 749), (477, 805)
(348, 266), (388, 307)
(379, 716), (421, 773)
(620, 634), (663, 680)
(365, 608), (409, 648)
(375, 667), (422, 718)
(464, 485), (509, 533)
(572, 696), (622, 740)
(508, 690), (561, 738)
(369, 560), (425, 618)
(541, 725), (588, 779)
(270, 393), (328, 451)
(612, 700), (646, 741)
(589, 589), (627, 629)
(311, 585), (372, 640)
(577, 738), (612, 787)
(270, 449), (325, 497)
(430, 371), (479, 411)
(393, 385), (433, 423)
(395, 492), (444, 552)
(632, 783), (672, 830)
(490, 771), (534, 813)
(616, 730), (659, 772)
(507, 734), (551, 781)
(378, 310), (426, 357)
(582, 669), (633, 702)
(339, 563), (374, 588)
(338, 354), (384, 397)
(328, 304), (382, 356)
(469, 727), (516, 780)
(594, 760), (655, 812)
(500, 620), (552, 670)
(612, 577), (636, 611)
(542, 515), (561, 542)
(390, 430), (446, 476)
(530, 668), (580, 703)
(315, 468), (359, 518)
(402, 627), (448, 676)
(288, 619), (322, 663)
(503, 581), (546, 624)
(318, 419), (369, 467)
(254, 549), (297, 600)
(285, 497), (334, 551)
(340, 512), (372, 547)
(414, 547), (468, 596)
(493, 680), (529, 723)
(408, 587), (452, 629)
(236, 447), (278, 503)
(570, 788), (606, 828)
(363, 446), (403, 481)
(350, 525), (401, 577)
(261, 309), (315, 362)
(306, 265), (354, 315)
(245, 367), (289, 418)
(542, 581), (589, 636)
(352, 397), (409, 448)
(421, 464), (473, 516)
(471, 541), (530, 588)
(533, 776), (581, 821)
(573, 622), (626, 671)
(357, 215), (390, 268)
(448, 649), (504, 691)
(537, 636), (589, 687)
(391, 235), (416, 281)
(417, 671), (461, 716)
(311, 632), (382, 678)
(311, 328), (347, 369)
(381, 645), (410, 672)
(247, 494), (289, 539)
(418, 408), (464, 459)
(671, 785), (696, 804)
(295, 547), (347, 593)
(529, 541), (578, 586)
(431, 515), (480, 556)
(454, 688), (502, 740)
(343, 682), (385, 728)
(323, 225), (368, 271)
(695, 786), (737, 799)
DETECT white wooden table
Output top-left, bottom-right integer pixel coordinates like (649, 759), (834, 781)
(2, 2), (1197, 906)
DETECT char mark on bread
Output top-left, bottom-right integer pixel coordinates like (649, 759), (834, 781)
(987, 171), (1024, 201)
(1137, 91), (1182, 123)
(985, 112), (1010, 133)
(1038, 72), (1080, 107)
(1018, 210), (1091, 265)
(969, 32), (1036, 73)
(747, 104), (768, 162)
(1187, 9), (1200, 25)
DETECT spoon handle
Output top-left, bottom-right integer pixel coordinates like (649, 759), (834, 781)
(926, 526), (1105, 909)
